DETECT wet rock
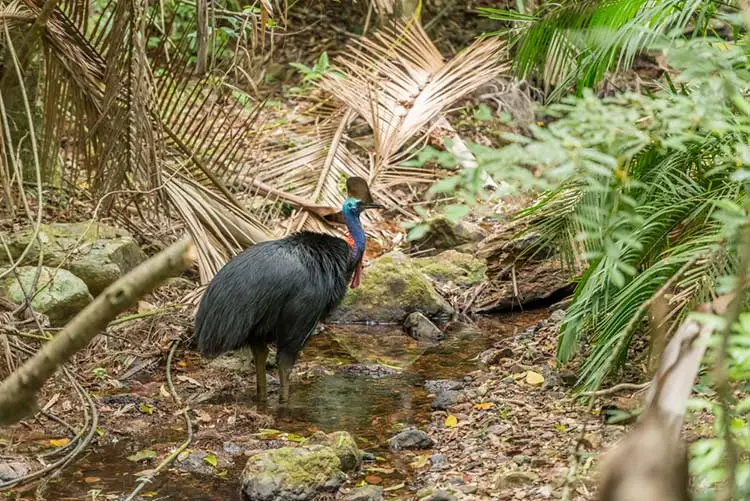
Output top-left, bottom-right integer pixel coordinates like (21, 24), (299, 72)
(389, 429), (434, 451)
(414, 250), (487, 287)
(345, 485), (384, 501)
(240, 445), (345, 501)
(176, 450), (232, 475)
(0, 460), (30, 482)
(431, 390), (458, 410)
(548, 309), (566, 323)
(361, 451), (377, 462)
(223, 442), (246, 456)
(477, 346), (514, 365)
(429, 454), (448, 472)
(404, 312), (444, 342)
(424, 379), (463, 394)
(339, 364), (399, 379)
(1, 266), (92, 326)
(330, 252), (454, 323)
(419, 490), (457, 501)
(410, 217), (485, 254)
(304, 431), (361, 472)
(0, 222), (147, 295)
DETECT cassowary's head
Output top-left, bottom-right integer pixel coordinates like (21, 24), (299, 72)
(341, 177), (384, 216)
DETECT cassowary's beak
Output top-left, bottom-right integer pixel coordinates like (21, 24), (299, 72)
(361, 202), (385, 210)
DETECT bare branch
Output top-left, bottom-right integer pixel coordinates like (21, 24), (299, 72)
(0, 238), (195, 425)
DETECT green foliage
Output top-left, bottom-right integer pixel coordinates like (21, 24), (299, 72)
(479, 0), (724, 100)
(426, 32), (750, 391)
(288, 52), (344, 94)
(688, 311), (750, 498)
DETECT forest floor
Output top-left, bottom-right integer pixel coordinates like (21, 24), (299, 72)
(0, 3), (695, 500)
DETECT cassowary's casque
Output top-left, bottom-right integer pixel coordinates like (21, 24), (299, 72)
(194, 177), (383, 402)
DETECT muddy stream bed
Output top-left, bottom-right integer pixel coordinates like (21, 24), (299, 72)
(37, 310), (546, 500)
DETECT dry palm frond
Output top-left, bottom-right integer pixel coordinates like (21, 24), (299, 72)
(320, 21), (508, 173)
(253, 20), (508, 237)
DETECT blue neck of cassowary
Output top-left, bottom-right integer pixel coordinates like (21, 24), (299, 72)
(343, 208), (366, 264)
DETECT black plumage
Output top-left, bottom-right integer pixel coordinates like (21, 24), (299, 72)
(193, 177), (383, 403)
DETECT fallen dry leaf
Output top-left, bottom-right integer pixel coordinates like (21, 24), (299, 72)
(525, 371), (545, 386)
(474, 402), (495, 410)
(365, 475), (383, 484)
(49, 438), (69, 447)
(445, 415), (458, 428)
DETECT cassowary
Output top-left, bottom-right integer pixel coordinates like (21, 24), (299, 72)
(194, 177), (383, 402)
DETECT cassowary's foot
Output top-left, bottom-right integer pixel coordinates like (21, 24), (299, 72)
(251, 344), (269, 404)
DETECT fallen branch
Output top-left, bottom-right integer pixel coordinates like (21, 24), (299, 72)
(0, 238), (195, 425)
(579, 381), (650, 397)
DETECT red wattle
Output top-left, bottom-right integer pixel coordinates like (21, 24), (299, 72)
(350, 260), (363, 289)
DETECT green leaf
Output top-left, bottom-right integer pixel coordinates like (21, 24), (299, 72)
(203, 454), (218, 468)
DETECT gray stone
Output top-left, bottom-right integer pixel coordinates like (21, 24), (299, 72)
(0, 223), (147, 295)
(496, 470), (540, 489)
(1, 266), (92, 326)
(410, 217), (486, 254)
(389, 429), (434, 451)
(548, 309), (566, 323)
(240, 445), (345, 501)
(431, 390), (458, 410)
(345, 485), (384, 501)
(404, 312), (444, 342)
(330, 252), (454, 324)
(424, 379), (463, 394)
(176, 450), (232, 476)
(0, 460), (30, 482)
(429, 454), (448, 472)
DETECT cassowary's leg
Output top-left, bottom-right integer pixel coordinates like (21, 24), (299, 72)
(250, 344), (269, 402)
(277, 350), (295, 403)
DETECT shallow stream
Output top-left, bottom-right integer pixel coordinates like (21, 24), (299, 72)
(43, 310), (546, 500)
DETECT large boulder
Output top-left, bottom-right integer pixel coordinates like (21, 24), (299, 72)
(330, 252), (454, 324)
(414, 250), (486, 287)
(1, 266), (93, 325)
(240, 445), (346, 501)
(0, 222), (147, 295)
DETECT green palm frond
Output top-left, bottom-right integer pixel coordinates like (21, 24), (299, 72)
(480, 0), (724, 98)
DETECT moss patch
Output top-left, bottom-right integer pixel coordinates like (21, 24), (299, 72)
(330, 252), (454, 323)
(415, 250), (487, 287)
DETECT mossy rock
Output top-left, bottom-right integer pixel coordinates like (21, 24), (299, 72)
(415, 250), (487, 287)
(329, 251), (454, 324)
(241, 445), (345, 501)
(1, 266), (92, 326)
(304, 431), (361, 472)
(0, 222), (146, 295)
